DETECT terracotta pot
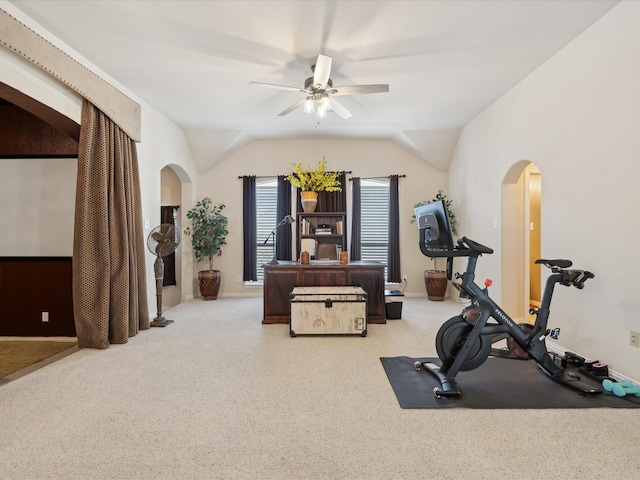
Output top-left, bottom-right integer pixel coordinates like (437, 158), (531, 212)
(424, 270), (448, 301)
(300, 191), (318, 213)
(198, 270), (221, 300)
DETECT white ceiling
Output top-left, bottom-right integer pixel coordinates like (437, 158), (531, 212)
(7, 0), (620, 172)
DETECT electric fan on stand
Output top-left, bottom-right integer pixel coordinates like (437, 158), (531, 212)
(147, 223), (180, 327)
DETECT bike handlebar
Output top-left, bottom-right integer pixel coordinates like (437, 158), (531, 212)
(418, 231), (594, 289)
(458, 237), (494, 255)
(418, 235), (494, 258)
(562, 269), (595, 289)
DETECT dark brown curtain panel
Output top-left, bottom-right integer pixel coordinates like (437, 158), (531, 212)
(73, 99), (149, 349)
(276, 175), (293, 261)
(350, 177), (362, 261)
(316, 171), (347, 213)
(242, 176), (257, 281)
(387, 175), (401, 283)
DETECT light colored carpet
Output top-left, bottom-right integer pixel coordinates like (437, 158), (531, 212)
(0, 297), (638, 480)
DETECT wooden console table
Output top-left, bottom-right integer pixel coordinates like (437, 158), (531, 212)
(262, 261), (386, 324)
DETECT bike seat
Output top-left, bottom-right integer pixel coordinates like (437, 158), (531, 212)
(535, 259), (573, 269)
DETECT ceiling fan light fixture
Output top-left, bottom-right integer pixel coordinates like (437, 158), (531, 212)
(303, 96), (315, 114)
(316, 95), (330, 119)
(319, 95), (331, 111)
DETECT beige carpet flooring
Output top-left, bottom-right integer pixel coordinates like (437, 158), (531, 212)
(1, 296), (638, 479)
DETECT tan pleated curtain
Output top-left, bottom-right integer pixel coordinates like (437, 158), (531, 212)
(72, 99), (149, 349)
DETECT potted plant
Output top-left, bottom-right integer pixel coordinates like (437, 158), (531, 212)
(285, 156), (342, 212)
(184, 198), (228, 300)
(411, 190), (457, 301)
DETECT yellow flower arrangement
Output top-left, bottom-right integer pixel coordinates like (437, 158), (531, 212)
(285, 157), (342, 192)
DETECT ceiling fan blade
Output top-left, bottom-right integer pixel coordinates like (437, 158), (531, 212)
(313, 54), (332, 89)
(250, 81), (305, 93)
(329, 98), (352, 119)
(329, 84), (389, 96)
(278, 98), (306, 117)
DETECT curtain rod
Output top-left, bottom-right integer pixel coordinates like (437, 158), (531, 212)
(349, 175), (406, 181)
(239, 171), (353, 179)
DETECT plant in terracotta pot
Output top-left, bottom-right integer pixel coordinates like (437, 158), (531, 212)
(285, 157), (342, 212)
(411, 190), (457, 301)
(184, 198), (228, 300)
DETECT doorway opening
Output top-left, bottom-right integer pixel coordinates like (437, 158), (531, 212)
(501, 161), (542, 323)
(160, 164), (193, 306)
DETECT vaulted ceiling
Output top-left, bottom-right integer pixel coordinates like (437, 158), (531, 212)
(6, 0), (620, 172)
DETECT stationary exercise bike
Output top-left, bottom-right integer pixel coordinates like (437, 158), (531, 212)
(413, 200), (602, 398)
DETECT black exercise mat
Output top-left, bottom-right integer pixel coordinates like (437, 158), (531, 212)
(381, 356), (640, 409)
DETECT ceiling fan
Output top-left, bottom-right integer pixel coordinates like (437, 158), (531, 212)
(250, 54), (389, 120)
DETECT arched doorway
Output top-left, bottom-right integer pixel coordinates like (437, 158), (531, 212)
(160, 164), (193, 306)
(501, 161), (542, 323)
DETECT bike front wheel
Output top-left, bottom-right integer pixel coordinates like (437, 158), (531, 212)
(435, 315), (491, 371)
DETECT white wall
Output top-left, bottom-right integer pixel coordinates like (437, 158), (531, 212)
(194, 138), (448, 297)
(449, 0), (640, 380)
(0, 158), (76, 256)
(136, 106), (198, 308)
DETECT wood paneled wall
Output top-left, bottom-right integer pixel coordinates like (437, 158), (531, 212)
(0, 257), (75, 336)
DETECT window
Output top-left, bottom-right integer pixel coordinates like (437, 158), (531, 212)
(360, 178), (389, 278)
(256, 178), (278, 282)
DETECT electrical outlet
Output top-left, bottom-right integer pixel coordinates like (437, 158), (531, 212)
(630, 330), (639, 348)
(402, 275), (408, 282)
(237, 275), (242, 282)
(41, 312), (49, 323)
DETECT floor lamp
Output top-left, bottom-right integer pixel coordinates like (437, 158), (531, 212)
(264, 215), (295, 265)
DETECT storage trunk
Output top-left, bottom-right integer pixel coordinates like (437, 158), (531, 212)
(289, 286), (367, 337)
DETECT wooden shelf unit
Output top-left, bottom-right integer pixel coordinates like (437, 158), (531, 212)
(297, 212), (346, 260)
